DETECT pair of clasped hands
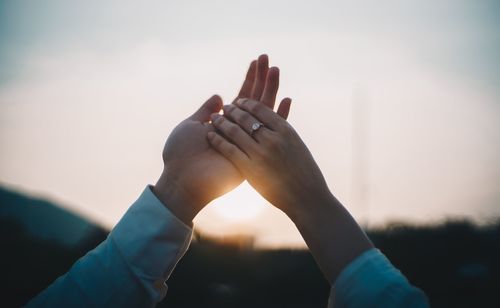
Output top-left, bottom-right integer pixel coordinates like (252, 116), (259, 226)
(153, 54), (373, 283)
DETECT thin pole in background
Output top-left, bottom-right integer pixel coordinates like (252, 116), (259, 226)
(351, 86), (371, 229)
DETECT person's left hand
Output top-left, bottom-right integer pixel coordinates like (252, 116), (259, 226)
(207, 98), (375, 283)
(153, 55), (289, 224)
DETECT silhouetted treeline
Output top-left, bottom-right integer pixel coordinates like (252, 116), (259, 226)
(161, 221), (500, 308)
(368, 220), (500, 308)
(163, 233), (329, 308)
(1, 186), (499, 307)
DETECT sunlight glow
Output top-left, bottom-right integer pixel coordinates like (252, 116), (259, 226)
(1, 0), (499, 247)
(211, 181), (267, 222)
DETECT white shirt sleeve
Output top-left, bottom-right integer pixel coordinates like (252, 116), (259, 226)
(328, 248), (429, 308)
(26, 185), (193, 307)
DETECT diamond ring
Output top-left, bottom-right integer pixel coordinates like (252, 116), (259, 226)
(250, 122), (264, 136)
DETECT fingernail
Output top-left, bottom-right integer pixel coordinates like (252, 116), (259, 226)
(210, 113), (220, 121)
(236, 98), (246, 106)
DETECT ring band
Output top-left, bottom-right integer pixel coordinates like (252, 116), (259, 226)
(250, 122), (264, 136)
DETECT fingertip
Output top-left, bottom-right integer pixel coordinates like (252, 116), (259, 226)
(246, 60), (257, 77)
(257, 54), (269, 70)
(190, 95), (224, 122)
(210, 94), (223, 105)
(277, 97), (292, 119)
(206, 95), (223, 112)
(267, 66), (280, 82)
(269, 66), (280, 74)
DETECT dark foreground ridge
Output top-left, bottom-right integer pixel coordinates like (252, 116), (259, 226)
(1, 186), (499, 307)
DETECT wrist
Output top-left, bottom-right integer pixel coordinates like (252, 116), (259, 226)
(284, 186), (335, 223)
(152, 171), (201, 226)
(286, 189), (374, 283)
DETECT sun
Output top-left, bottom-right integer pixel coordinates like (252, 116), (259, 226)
(211, 181), (267, 222)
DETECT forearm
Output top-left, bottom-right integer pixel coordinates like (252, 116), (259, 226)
(287, 191), (374, 284)
(26, 238), (151, 307)
(27, 186), (193, 307)
(288, 191), (429, 307)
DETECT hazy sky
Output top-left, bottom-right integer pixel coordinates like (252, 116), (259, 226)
(1, 0), (499, 247)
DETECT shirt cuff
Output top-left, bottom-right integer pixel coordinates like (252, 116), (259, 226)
(110, 185), (193, 301)
(330, 248), (429, 307)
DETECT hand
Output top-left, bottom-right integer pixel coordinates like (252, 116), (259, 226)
(153, 95), (240, 225)
(207, 98), (324, 218)
(207, 98), (373, 283)
(153, 55), (286, 224)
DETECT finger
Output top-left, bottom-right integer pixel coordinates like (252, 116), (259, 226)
(236, 60), (257, 101)
(223, 104), (273, 143)
(207, 131), (249, 170)
(223, 104), (265, 134)
(250, 54), (269, 101)
(277, 97), (292, 119)
(210, 113), (258, 156)
(260, 66), (280, 109)
(235, 98), (284, 131)
(190, 95), (223, 122)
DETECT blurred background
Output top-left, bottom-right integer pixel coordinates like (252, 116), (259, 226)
(1, 0), (499, 307)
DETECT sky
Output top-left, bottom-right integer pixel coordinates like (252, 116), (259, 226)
(1, 0), (499, 248)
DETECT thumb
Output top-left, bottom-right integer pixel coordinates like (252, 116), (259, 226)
(190, 95), (223, 122)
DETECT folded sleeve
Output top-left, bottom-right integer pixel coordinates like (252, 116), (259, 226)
(26, 185), (193, 307)
(328, 248), (429, 308)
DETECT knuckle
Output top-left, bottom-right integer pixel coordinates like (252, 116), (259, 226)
(265, 135), (286, 154)
(254, 145), (269, 160)
(214, 136), (225, 149)
(224, 144), (236, 156)
(260, 133), (274, 146)
(212, 136), (223, 147)
(286, 125), (298, 139)
(238, 111), (251, 124)
(248, 101), (261, 114)
(267, 139), (281, 152)
(227, 125), (239, 137)
(278, 121), (292, 134)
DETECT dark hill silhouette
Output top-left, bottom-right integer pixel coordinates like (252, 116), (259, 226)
(0, 185), (499, 307)
(0, 186), (108, 307)
(0, 186), (107, 248)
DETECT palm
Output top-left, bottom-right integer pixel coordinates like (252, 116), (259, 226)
(163, 118), (242, 205)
